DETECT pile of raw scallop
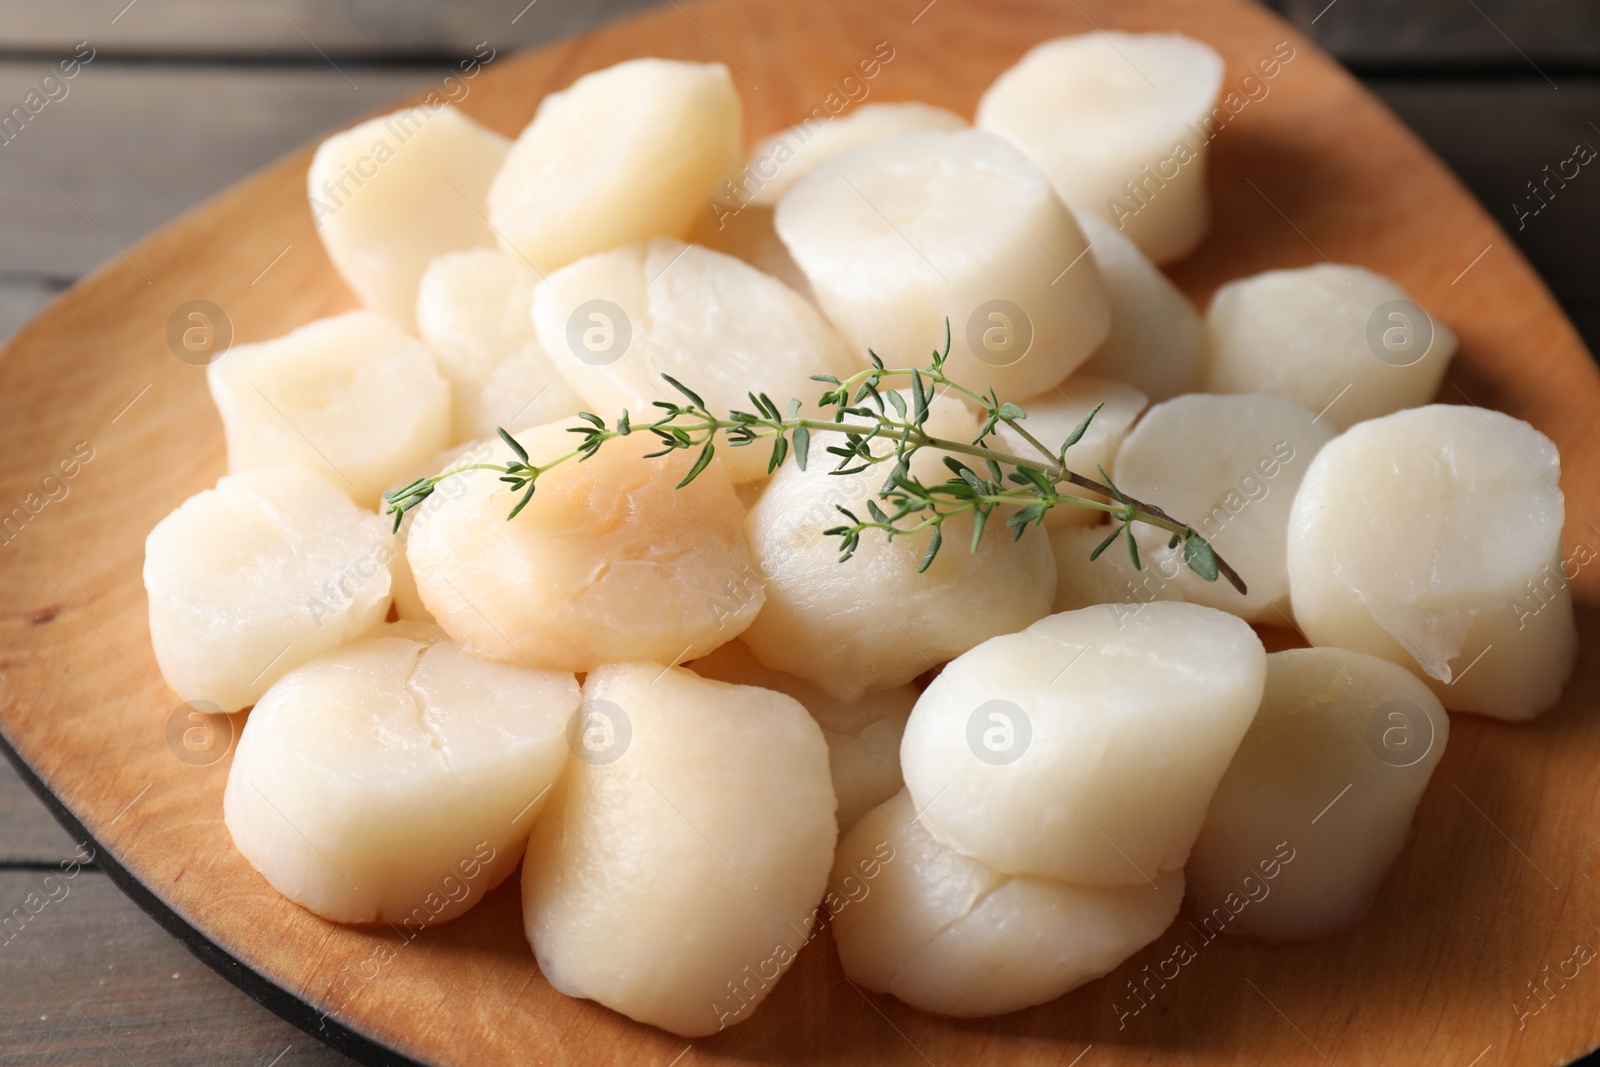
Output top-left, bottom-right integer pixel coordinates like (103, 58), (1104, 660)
(143, 32), (1578, 1037)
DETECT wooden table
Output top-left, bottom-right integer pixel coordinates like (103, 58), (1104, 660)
(0, 1), (1594, 1063)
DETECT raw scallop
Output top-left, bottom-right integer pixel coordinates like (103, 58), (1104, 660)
(1187, 648), (1449, 942)
(207, 310), (450, 508)
(1287, 404), (1576, 719)
(1112, 393), (1335, 624)
(225, 623), (577, 924)
(775, 128), (1110, 399)
(488, 59), (740, 274)
(977, 32), (1224, 262)
(522, 663), (835, 1037)
(415, 249), (583, 443)
(690, 639), (914, 831)
(144, 466), (395, 711)
(997, 374), (1147, 528)
(831, 791), (1183, 1016)
(900, 602), (1266, 885)
(744, 101), (966, 206)
(1073, 209), (1205, 400)
(741, 392), (1055, 700)
(1205, 264), (1458, 430)
(404, 421), (760, 672)
(309, 106), (508, 329)
(529, 237), (859, 483)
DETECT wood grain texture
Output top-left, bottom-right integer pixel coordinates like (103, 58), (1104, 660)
(0, 870), (349, 1067)
(0, 62), (438, 278)
(0, 757), (79, 864)
(0, 1), (1597, 1065)
(0, 280), (64, 348)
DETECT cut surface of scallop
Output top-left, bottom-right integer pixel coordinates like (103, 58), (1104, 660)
(309, 106), (508, 329)
(976, 32), (1224, 263)
(1287, 404), (1576, 720)
(405, 420), (759, 672)
(1048, 525), (1187, 614)
(690, 639), (914, 831)
(1204, 264), (1458, 430)
(688, 203), (814, 302)
(1112, 393), (1335, 624)
(415, 249), (583, 443)
(382, 439), (505, 625)
(488, 59), (740, 274)
(741, 392), (1056, 701)
(224, 624), (577, 925)
(831, 791), (1183, 1017)
(531, 237), (860, 485)
(997, 374), (1147, 528)
(774, 128), (1110, 399)
(1187, 648), (1448, 943)
(744, 101), (966, 207)
(522, 663), (835, 1037)
(144, 466), (395, 712)
(901, 602), (1266, 886)
(207, 310), (450, 509)
(1072, 210), (1205, 400)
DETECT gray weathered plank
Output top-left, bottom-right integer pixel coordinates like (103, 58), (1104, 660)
(4, 0), (1596, 69)
(1269, 0), (1600, 67)
(0, 0), (664, 58)
(0, 870), (354, 1066)
(6, 63), (1600, 302)
(0, 755), (81, 864)
(0, 62), (440, 278)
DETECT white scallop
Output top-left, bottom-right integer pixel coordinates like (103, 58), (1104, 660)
(1204, 264), (1459, 430)
(997, 374), (1148, 528)
(830, 791), (1183, 1016)
(688, 204), (814, 302)
(901, 602), (1266, 886)
(774, 128), (1110, 399)
(529, 237), (860, 484)
(741, 393), (1056, 701)
(309, 106), (509, 329)
(976, 33), (1224, 263)
(1187, 648), (1449, 942)
(1287, 404), (1576, 720)
(144, 466), (394, 712)
(381, 439), (507, 626)
(744, 101), (966, 207)
(1048, 524), (1187, 615)
(1112, 393), (1336, 624)
(488, 59), (740, 274)
(522, 663), (835, 1037)
(415, 249), (583, 444)
(690, 639), (914, 831)
(404, 421), (760, 673)
(207, 311), (450, 509)
(1072, 209), (1205, 400)
(224, 623), (578, 924)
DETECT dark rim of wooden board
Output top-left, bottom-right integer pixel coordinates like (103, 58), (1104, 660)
(0, 740), (425, 1067)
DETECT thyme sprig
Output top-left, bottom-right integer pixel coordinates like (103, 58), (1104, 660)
(383, 328), (1246, 594)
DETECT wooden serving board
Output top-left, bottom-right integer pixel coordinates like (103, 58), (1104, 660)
(1, 0), (1597, 1063)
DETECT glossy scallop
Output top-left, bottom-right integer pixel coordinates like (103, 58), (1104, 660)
(522, 663), (835, 1036)
(144, 466), (395, 711)
(225, 623), (578, 924)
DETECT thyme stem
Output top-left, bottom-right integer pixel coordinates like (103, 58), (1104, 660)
(383, 331), (1247, 596)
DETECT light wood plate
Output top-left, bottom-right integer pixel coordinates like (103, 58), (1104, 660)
(2, 0), (1598, 1063)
